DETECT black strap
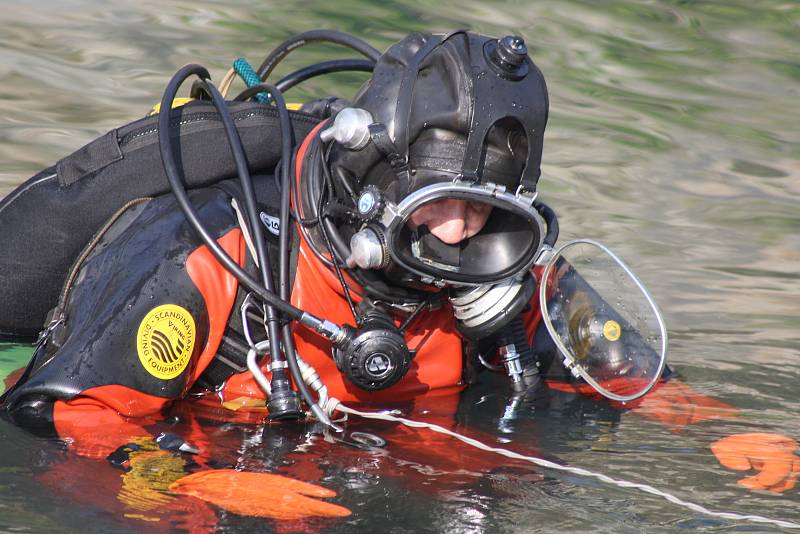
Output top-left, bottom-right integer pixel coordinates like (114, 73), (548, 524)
(460, 37), (542, 191)
(392, 30), (468, 158)
(57, 130), (123, 187)
(368, 123), (409, 193)
(392, 35), (444, 155)
(196, 329), (251, 391)
(368, 123), (405, 170)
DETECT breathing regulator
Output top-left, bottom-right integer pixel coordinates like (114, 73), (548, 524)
(332, 309), (413, 391)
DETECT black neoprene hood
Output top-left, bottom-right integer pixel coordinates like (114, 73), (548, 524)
(330, 30), (549, 202)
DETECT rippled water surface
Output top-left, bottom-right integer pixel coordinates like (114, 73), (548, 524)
(1, 1), (798, 532)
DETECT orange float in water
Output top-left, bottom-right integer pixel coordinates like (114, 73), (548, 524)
(711, 433), (800, 493)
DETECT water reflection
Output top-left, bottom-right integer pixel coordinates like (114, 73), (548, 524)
(1, 0), (799, 531)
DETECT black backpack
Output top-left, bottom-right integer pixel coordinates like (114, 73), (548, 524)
(0, 101), (318, 339)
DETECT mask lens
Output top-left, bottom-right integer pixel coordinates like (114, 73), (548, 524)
(391, 192), (542, 284)
(539, 240), (667, 401)
(406, 198), (493, 246)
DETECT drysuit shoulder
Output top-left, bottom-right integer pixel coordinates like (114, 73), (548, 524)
(1, 187), (242, 422)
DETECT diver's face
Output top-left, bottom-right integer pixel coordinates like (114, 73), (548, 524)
(407, 199), (492, 245)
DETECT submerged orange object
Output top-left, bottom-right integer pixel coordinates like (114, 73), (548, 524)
(631, 381), (737, 430)
(169, 469), (352, 520)
(711, 433), (800, 493)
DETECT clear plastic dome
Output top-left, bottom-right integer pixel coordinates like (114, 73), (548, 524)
(539, 240), (667, 401)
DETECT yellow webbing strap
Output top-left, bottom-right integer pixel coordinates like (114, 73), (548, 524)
(149, 98), (303, 115)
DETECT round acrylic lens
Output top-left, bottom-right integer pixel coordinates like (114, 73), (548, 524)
(539, 240), (667, 401)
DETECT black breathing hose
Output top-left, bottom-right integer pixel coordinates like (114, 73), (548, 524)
(534, 199), (559, 248)
(312, 139), (355, 266)
(316, 144), (360, 323)
(269, 87), (295, 302)
(195, 79), (287, 381)
(233, 59), (374, 102)
(257, 29), (381, 81)
(268, 84), (322, 414)
(157, 65), (303, 320)
(274, 58), (374, 94)
(157, 64), (323, 415)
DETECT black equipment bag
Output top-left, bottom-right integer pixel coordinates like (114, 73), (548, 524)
(0, 101), (319, 339)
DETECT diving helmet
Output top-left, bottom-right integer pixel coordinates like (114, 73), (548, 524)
(299, 31), (555, 335)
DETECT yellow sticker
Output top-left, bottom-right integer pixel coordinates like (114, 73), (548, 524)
(136, 304), (196, 380)
(602, 320), (621, 342)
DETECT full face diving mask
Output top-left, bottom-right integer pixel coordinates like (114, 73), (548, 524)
(323, 31), (553, 336)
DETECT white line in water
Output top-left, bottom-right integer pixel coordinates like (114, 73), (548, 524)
(329, 400), (799, 530)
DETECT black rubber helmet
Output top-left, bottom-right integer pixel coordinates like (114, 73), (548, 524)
(303, 30), (550, 298)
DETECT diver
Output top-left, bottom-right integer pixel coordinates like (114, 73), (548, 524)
(0, 29), (564, 422)
(0, 29), (795, 498)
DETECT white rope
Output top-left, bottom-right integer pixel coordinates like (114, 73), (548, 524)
(325, 399), (800, 530)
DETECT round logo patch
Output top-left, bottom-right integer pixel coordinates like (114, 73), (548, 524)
(136, 304), (196, 380)
(602, 319), (622, 342)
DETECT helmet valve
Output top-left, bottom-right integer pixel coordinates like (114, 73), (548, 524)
(333, 310), (412, 391)
(347, 227), (388, 269)
(319, 107), (374, 149)
(485, 35), (530, 80)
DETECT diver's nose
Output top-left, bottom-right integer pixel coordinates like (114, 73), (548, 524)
(428, 199), (469, 244)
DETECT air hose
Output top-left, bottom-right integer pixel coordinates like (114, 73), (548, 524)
(233, 59), (375, 103)
(534, 199), (559, 248)
(274, 59), (373, 93)
(157, 64), (342, 421)
(157, 67), (307, 320)
(172, 72), (300, 418)
(233, 58), (269, 104)
(257, 29), (381, 81)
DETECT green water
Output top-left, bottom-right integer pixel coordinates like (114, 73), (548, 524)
(1, 0), (799, 532)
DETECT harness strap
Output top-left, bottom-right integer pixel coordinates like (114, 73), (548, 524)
(368, 123), (410, 192)
(196, 329), (251, 391)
